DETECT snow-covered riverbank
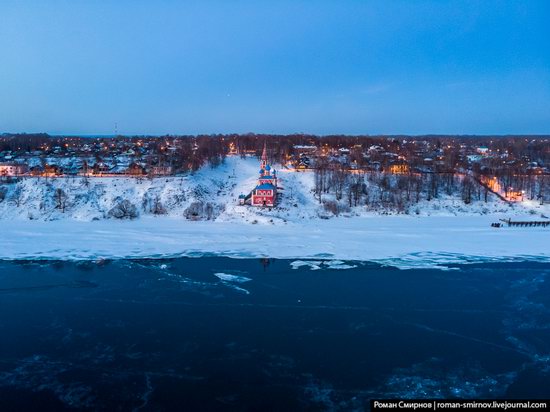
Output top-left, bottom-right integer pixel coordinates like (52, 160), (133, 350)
(2, 215), (549, 269)
(1, 156), (546, 222)
(1, 156), (548, 267)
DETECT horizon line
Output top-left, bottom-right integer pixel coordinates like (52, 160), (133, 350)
(3, 132), (550, 138)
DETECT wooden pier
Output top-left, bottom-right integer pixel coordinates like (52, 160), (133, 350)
(499, 219), (550, 228)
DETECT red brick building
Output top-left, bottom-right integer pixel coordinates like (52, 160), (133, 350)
(251, 145), (278, 207)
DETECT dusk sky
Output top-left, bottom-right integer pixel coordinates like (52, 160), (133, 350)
(1, 0), (549, 135)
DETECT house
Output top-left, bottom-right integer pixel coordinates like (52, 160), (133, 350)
(467, 154), (483, 163)
(297, 158), (309, 170)
(150, 166), (173, 176)
(0, 163), (28, 176)
(126, 162), (146, 176)
(30, 166), (44, 176)
(293, 145), (317, 154)
(388, 161), (409, 174)
(92, 162), (111, 175)
(44, 164), (63, 176)
(251, 144), (278, 207)
(507, 189), (524, 202)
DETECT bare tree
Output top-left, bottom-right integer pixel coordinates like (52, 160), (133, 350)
(54, 188), (68, 212)
(314, 157), (329, 203)
(109, 199), (138, 219)
(10, 186), (23, 207)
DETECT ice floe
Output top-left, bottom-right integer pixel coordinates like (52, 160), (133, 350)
(213, 273), (252, 283)
(290, 260), (357, 270)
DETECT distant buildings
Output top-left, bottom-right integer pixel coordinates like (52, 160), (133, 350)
(0, 163), (28, 176)
(467, 154), (483, 163)
(150, 166), (173, 176)
(43, 164), (62, 176)
(388, 162), (409, 174)
(293, 145), (317, 153)
(0, 135), (547, 208)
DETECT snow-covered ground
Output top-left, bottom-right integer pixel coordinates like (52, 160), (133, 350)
(1, 156), (548, 267)
(1, 215), (549, 269)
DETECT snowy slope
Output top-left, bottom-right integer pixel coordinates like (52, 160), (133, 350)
(0, 155), (548, 222)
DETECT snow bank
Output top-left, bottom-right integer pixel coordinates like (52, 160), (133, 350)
(1, 215), (549, 269)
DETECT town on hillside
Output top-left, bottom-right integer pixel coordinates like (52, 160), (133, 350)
(0, 133), (548, 209)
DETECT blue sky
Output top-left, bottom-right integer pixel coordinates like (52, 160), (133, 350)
(0, 0), (549, 135)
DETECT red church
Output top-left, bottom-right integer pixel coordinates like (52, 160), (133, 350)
(250, 145), (278, 207)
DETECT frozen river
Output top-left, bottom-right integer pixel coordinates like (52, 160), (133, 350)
(0, 258), (549, 410)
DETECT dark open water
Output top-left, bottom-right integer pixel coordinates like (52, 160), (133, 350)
(0, 258), (549, 411)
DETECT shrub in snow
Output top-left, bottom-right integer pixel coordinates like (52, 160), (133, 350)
(205, 202), (214, 220)
(184, 201), (221, 220)
(323, 200), (339, 216)
(152, 197), (167, 215)
(0, 186), (7, 202)
(184, 201), (203, 220)
(109, 199), (138, 219)
(322, 199), (349, 216)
